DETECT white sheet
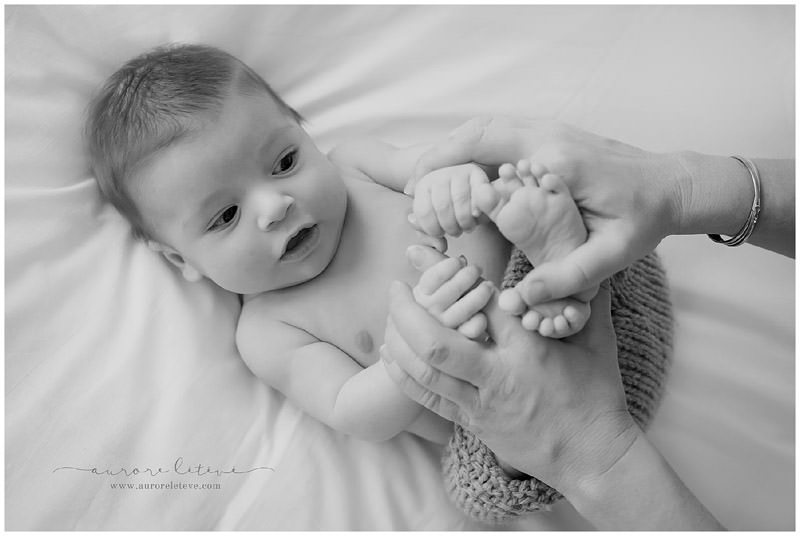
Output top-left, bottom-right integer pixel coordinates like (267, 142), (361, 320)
(5, 5), (794, 530)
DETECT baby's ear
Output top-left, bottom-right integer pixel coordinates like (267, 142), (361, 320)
(146, 241), (202, 283)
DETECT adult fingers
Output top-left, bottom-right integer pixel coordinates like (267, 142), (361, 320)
(381, 346), (471, 426)
(516, 235), (626, 304)
(412, 116), (533, 183)
(387, 280), (491, 386)
(383, 316), (479, 411)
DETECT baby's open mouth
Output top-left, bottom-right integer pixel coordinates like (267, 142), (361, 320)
(281, 225), (319, 262)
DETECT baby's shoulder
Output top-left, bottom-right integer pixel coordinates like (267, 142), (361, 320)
(327, 137), (380, 167)
(327, 137), (411, 192)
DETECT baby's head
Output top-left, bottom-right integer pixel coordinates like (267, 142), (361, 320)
(86, 44), (347, 295)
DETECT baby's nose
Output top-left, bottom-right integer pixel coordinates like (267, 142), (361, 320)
(256, 193), (294, 232)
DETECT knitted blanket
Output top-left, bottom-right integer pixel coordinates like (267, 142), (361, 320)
(441, 248), (673, 523)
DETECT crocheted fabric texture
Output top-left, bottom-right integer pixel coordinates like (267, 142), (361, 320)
(441, 249), (673, 524)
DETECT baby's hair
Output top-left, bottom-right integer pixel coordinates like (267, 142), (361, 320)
(85, 43), (302, 240)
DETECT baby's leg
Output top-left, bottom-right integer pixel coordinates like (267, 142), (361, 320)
(412, 255), (494, 340)
(476, 160), (593, 337)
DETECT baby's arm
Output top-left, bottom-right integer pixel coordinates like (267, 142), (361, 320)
(328, 138), (430, 193)
(236, 306), (445, 443)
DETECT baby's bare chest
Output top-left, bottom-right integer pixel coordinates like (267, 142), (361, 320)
(274, 179), (511, 368)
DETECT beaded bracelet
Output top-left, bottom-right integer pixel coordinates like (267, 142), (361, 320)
(708, 155), (761, 246)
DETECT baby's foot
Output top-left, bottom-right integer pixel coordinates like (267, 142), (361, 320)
(476, 160), (592, 337)
(492, 160), (586, 263)
(497, 287), (591, 338)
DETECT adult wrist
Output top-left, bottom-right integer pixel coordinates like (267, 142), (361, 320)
(561, 423), (643, 511)
(672, 151), (754, 237)
(563, 430), (724, 530)
(550, 411), (641, 501)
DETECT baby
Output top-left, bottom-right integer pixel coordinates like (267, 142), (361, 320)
(85, 44), (595, 444)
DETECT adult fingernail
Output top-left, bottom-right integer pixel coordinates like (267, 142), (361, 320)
(406, 246), (424, 269)
(458, 255), (467, 266)
(523, 280), (547, 302)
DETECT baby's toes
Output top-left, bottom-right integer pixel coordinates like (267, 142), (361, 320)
(521, 298), (591, 338)
(537, 317), (556, 337)
(543, 302), (591, 338)
(563, 302), (590, 332)
(552, 315), (570, 337)
(498, 163), (518, 182)
(515, 159), (535, 185)
(540, 172), (569, 195)
(521, 309), (542, 331)
(499, 288), (528, 315)
(529, 161), (548, 181)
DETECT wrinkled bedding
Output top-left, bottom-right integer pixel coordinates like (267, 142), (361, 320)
(5, 5), (794, 530)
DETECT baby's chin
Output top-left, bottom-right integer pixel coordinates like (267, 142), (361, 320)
(227, 250), (338, 296)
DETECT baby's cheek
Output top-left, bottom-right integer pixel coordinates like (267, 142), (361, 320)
(208, 257), (259, 294)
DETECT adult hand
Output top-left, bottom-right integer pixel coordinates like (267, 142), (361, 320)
(407, 115), (686, 305)
(381, 254), (640, 494)
(385, 246), (723, 530)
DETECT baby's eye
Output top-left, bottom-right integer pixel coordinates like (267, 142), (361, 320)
(209, 205), (238, 231)
(274, 148), (298, 175)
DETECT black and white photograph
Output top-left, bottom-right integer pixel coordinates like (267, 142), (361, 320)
(5, 4), (794, 530)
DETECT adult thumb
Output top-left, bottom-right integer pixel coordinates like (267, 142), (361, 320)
(412, 116), (530, 182)
(516, 236), (624, 304)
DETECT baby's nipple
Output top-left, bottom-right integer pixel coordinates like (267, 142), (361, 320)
(355, 329), (374, 354)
